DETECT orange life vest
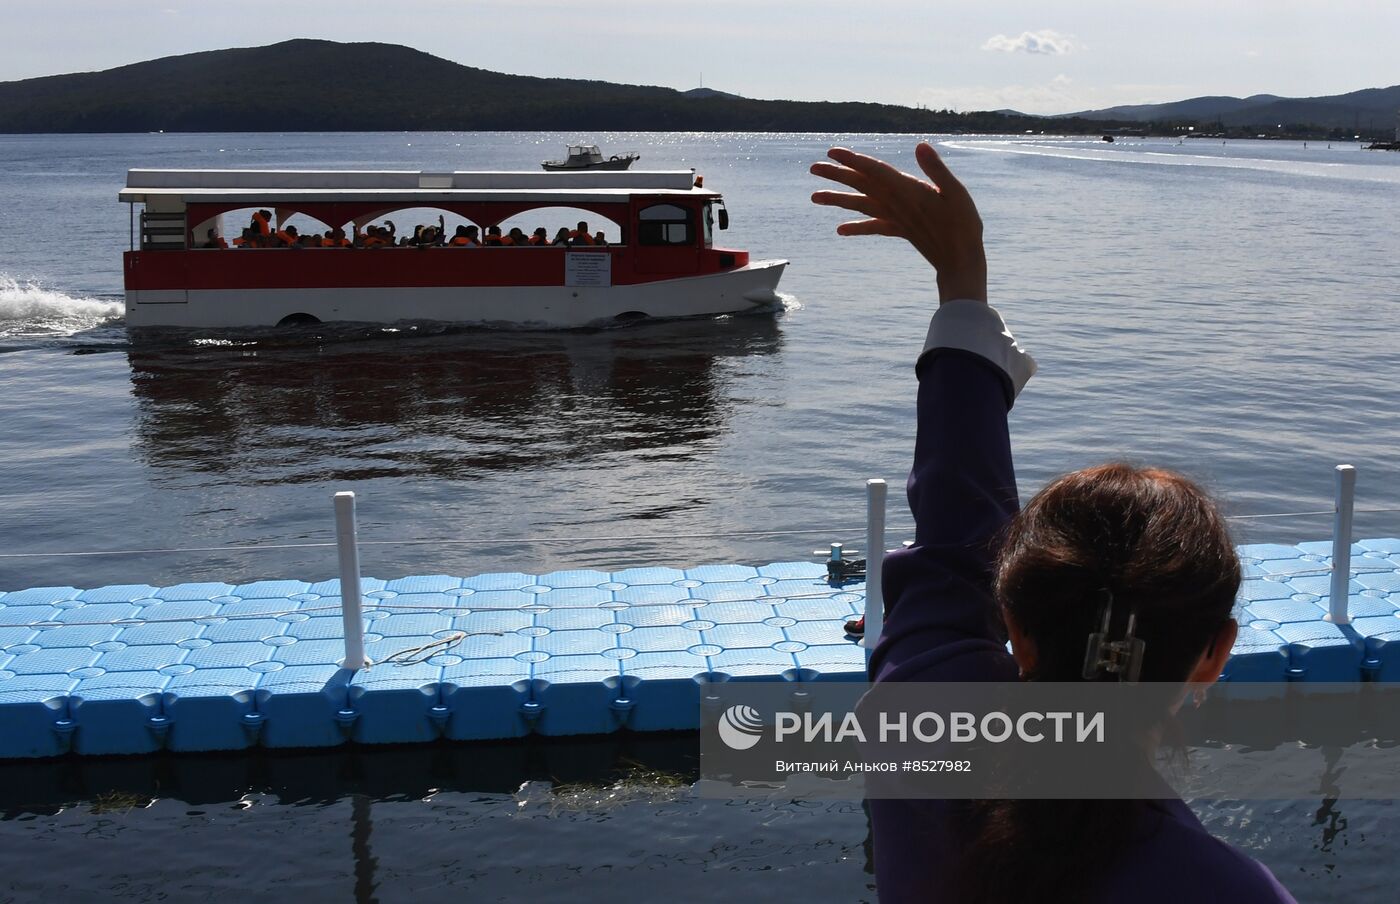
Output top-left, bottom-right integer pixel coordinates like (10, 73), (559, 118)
(450, 236), (476, 246)
(252, 212), (272, 236)
(528, 236), (545, 245)
(275, 230), (298, 246)
(569, 230), (593, 245)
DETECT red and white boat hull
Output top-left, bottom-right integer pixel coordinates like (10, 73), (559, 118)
(126, 259), (787, 329)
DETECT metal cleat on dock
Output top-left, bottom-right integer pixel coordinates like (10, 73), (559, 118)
(815, 542), (866, 584)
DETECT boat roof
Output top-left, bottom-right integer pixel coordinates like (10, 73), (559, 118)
(119, 169), (715, 204)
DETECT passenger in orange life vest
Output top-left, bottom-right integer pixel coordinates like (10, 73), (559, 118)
(202, 228), (228, 249)
(326, 227), (351, 248)
(484, 225), (505, 246)
(249, 209), (273, 237)
(569, 220), (593, 245)
(364, 221), (397, 248)
(508, 227), (529, 246)
(448, 225), (477, 247)
(528, 227), (548, 246)
(275, 225), (300, 247)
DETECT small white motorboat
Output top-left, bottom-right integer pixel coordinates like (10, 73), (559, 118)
(542, 144), (640, 171)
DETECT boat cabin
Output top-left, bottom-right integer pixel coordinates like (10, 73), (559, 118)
(565, 145), (604, 163)
(119, 169), (744, 289)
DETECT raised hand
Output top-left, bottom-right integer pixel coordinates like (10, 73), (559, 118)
(811, 142), (987, 303)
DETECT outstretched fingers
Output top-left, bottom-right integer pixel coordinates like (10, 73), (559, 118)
(809, 160), (870, 193)
(914, 142), (966, 197)
(826, 147), (909, 190)
(812, 146), (941, 240)
(836, 218), (904, 238)
(810, 189), (882, 218)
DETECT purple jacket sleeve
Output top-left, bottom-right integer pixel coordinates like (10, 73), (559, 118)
(868, 300), (1036, 684)
(864, 308), (1033, 902)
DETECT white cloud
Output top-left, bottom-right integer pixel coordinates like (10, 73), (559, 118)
(982, 30), (1078, 55)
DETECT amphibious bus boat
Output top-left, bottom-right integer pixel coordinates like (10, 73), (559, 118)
(119, 169), (787, 329)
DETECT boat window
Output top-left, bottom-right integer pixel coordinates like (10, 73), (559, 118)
(638, 204), (693, 246)
(214, 207), (344, 249)
(140, 210), (188, 250)
(494, 206), (623, 246)
(702, 203), (714, 246)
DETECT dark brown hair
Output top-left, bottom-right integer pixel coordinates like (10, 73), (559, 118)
(956, 463), (1241, 903)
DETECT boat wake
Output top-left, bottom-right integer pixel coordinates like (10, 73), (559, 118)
(941, 139), (1400, 185)
(0, 275), (126, 349)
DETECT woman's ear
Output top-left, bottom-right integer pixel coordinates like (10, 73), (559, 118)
(1005, 614), (1037, 678)
(1187, 618), (1238, 685)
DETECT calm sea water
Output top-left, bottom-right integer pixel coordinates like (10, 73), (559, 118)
(1, 132), (1398, 902)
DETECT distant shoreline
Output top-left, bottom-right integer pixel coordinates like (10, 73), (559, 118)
(3, 39), (1395, 141)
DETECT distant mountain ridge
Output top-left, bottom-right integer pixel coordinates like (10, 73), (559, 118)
(0, 39), (1089, 135)
(0, 39), (1392, 136)
(1066, 86), (1400, 130)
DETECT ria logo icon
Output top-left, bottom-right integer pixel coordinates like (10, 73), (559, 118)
(717, 704), (765, 750)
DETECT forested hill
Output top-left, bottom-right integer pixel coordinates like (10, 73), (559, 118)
(1067, 85), (1400, 131)
(0, 39), (1108, 134)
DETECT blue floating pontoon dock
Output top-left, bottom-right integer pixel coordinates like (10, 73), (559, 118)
(3, 541), (1400, 759)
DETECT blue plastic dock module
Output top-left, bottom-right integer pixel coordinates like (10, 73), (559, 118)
(1, 541), (1398, 759)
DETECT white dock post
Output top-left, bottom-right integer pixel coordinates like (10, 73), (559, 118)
(1326, 465), (1356, 625)
(862, 479), (888, 655)
(334, 491), (368, 669)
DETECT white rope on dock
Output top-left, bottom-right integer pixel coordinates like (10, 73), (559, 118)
(380, 632), (473, 666)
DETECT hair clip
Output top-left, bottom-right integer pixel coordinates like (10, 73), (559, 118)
(1082, 590), (1145, 683)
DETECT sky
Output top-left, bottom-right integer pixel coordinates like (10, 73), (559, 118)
(1, 1), (1396, 114)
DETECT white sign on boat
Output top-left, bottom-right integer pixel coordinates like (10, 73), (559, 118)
(565, 252), (612, 287)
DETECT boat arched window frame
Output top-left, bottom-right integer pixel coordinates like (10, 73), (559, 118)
(179, 199), (632, 248)
(637, 203), (694, 247)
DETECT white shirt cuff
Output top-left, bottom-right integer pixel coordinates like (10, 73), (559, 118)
(920, 300), (1037, 400)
